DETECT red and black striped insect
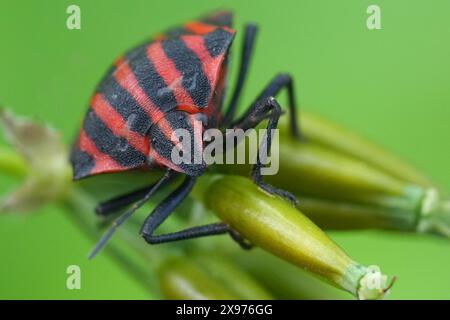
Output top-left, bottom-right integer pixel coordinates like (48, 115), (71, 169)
(70, 11), (301, 258)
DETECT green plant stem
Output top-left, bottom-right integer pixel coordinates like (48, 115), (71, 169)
(63, 188), (160, 295)
(0, 153), (162, 294)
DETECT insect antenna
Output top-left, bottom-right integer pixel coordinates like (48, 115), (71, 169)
(89, 169), (175, 259)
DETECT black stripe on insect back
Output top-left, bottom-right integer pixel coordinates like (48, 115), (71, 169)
(83, 110), (147, 167)
(203, 28), (234, 58)
(127, 45), (178, 113)
(162, 38), (212, 108)
(70, 148), (96, 180)
(97, 75), (152, 136)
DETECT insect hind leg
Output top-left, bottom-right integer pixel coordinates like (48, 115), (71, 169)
(140, 175), (253, 248)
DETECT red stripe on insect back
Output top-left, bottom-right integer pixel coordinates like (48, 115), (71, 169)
(147, 42), (195, 107)
(184, 21), (217, 35)
(114, 57), (175, 143)
(91, 93), (149, 155)
(181, 35), (221, 84)
(79, 129), (125, 174)
(114, 57), (165, 122)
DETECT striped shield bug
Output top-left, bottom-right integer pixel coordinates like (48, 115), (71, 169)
(70, 11), (302, 258)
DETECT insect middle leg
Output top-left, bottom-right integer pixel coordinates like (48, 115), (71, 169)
(95, 185), (156, 217)
(89, 169), (175, 259)
(95, 173), (177, 217)
(140, 175), (252, 249)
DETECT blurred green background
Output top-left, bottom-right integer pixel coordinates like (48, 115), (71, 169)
(0, 0), (449, 299)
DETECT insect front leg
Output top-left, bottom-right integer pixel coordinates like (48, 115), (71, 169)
(232, 96), (299, 205)
(239, 73), (302, 139)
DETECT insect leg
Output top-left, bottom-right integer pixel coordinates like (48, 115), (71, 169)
(222, 23), (258, 126)
(232, 96), (298, 205)
(236, 73), (302, 139)
(229, 229), (253, 250)
(95, 185), (155, 217)
(95, 174), (176, 217)
(140, 175), (252, 248)
(89, 169), (175, 259)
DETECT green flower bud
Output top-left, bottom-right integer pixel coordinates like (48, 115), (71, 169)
(217, 130), (448, 237)
(158, 257), (239, 300)
(295, 191), (450, 238)
(279, 111), (432, 187)
(220, 139), (427, 211)
(295, 195), (418, 231)
(231, 249), (349, 299)
(193, 174), (393, 299)
(190, 253), (273, 299)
